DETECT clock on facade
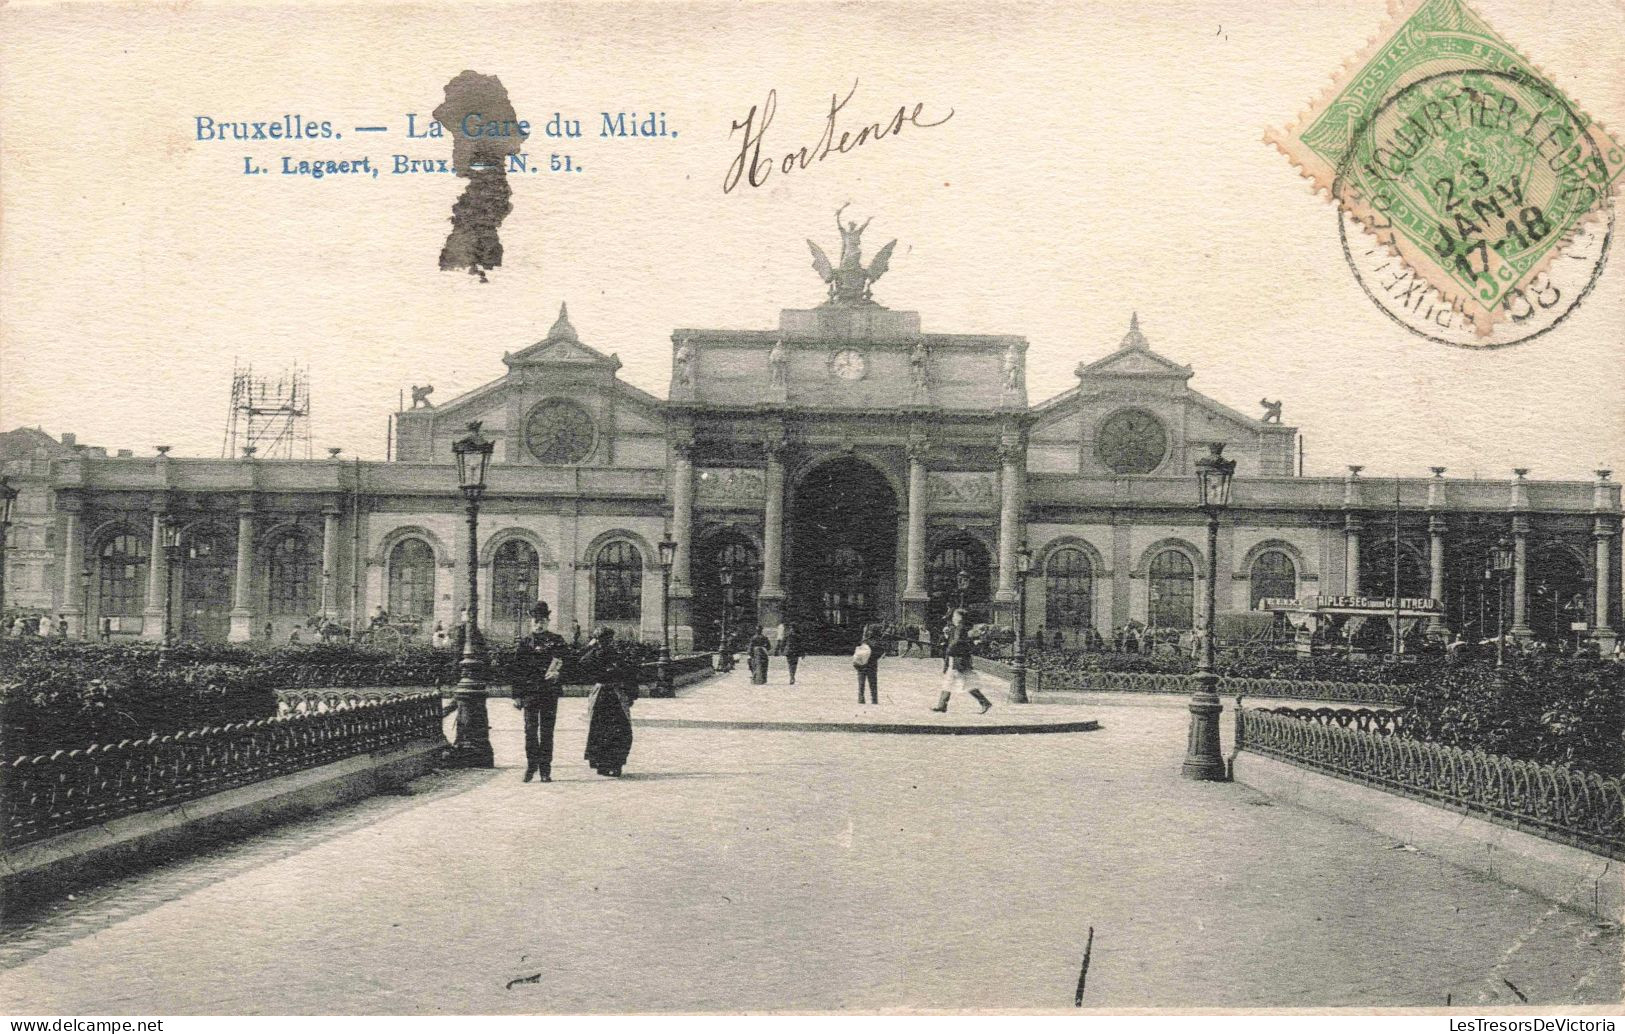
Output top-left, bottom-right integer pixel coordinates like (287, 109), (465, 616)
(829, 348), (867, 381)
(1096, 408), (1168, 474)
(524, 398), (596, 464)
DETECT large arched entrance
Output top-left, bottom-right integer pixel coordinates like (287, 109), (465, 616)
(787, 457), (899, 653)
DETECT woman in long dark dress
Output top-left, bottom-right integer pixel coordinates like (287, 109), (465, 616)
(580, 627), (640, 777)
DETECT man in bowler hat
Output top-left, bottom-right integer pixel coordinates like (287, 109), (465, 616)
(513, 600), (570, 782)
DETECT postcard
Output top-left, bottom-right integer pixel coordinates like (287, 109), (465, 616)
(0, 0), (1621, 1019)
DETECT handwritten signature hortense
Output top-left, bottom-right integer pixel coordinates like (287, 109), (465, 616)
(724, 80), (953, 194)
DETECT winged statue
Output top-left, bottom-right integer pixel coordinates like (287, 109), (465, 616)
(807, 204), (897, 305)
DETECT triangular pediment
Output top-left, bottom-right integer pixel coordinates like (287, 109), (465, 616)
(503, 303), (622, 371)
(1077, 347), (1193, 380)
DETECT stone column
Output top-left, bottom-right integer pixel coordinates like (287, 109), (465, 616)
(229, 506), (256, 642)
(671, 437), (695, 588)
(61, 506), (85, 637)
(143, 510), (167, 640)
(901, 433), (930, 627)
(757, 434), (787, 630)
(669, 438), (694, 650)
(995, 434), (1024, 608)
(321, 506), (341, 619)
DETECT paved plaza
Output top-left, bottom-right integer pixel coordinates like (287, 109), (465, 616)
(0, 657), (1618, 1013)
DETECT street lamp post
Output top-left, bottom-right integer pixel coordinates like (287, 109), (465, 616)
(1183, 442), (1236, 782)
(1011, 542), (1033, 704)
(160, 519), (185, 657)
(657, 532), (677, 697)
(0, 477), (16, 625)
(449, 421), (496, 768)
(719, 563), (734, 671)
(1490, 535), (1514, 669)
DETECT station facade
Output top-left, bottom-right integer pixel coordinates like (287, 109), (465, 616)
(3, 239), (1620, 654)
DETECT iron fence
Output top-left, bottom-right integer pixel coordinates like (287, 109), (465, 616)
(1237, 707), (1625, 859)
(1033, 667), (1406, 704)
(1252, 706), (1410, 737)
(2, 693), (445, 849)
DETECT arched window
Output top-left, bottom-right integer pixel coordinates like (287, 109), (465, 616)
(1045, 548), (1093, 639)
(97, 530), (149, 618)
(1249, 550), (1297, 610)
(181, 526), (235, 641)
(491, 539), (539, 634)
(593, 541), (643, 623)
(388, 539), (436, 619)
(267, 531), (319, 616)
(1148, 549), (1195, 629)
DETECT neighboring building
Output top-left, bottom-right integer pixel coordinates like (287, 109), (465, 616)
(6, 229), (1620, 653)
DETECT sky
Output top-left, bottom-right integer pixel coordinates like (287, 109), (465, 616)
(1, 0), (1621, 480)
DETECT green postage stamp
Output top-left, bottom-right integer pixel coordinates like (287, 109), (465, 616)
(1268, 0), (1624, 338)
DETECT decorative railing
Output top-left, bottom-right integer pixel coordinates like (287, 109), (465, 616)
(2, 693), (445, 849)
(1030, 666), (1407, 704)
(1252, 706), (1410, 737)
(1237, 707), (1625, 859)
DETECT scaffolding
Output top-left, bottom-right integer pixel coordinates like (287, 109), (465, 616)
(222, 362), (312, 459)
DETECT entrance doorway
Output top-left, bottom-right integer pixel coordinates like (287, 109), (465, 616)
(788, 457), (898, 653)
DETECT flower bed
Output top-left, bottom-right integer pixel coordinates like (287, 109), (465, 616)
(1, 638), (672, 758)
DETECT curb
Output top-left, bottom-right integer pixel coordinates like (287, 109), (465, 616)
(632, 717), (1101, 735)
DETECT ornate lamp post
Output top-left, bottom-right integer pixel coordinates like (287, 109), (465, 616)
(160, 519), (185, 655)
(719, 563), (734, 670)
(0, 476), (16, 623)
(657, 532), (677, 697)
(1183, 442), (1236, 782)
(1011, 542), (1033, 704)
(450, 421), (496, 768)
(1490, 535), (1514, 669)
(79, 565), (93, 640)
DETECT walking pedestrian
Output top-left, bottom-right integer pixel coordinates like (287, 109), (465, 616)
(56, 615), (69, 638)
(513, 601), (569, 783)
(932, 609), (994, 714)
(772, 620), (786, 656)
(748, 626), (771, 684)
(781, 622), (802, 684)
(580, 626), (640, 777)
(853, 623), (882, 705)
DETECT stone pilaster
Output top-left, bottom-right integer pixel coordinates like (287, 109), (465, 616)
(143, 509), (167, 639)
(1510, 470), (1531, 637)
(228, 505), (257, 642)
(1593, 470), (1617, 653)
(1343, 515), (1363, 596)
(1428, 515), (1448, 635)
(60, 496), (85, 637)
(321, 505), (341, 619)
(1511, 515), (1531, 638)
